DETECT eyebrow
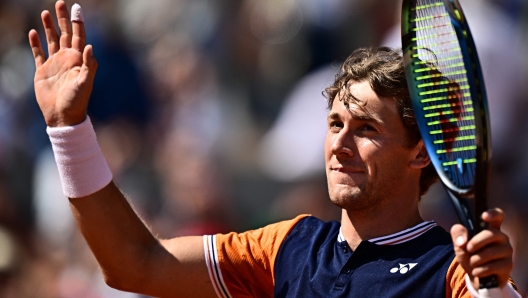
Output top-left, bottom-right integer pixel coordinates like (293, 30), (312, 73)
(327, 111), (382, 123)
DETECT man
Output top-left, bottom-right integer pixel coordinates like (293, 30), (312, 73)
(28, 2), (517, 297)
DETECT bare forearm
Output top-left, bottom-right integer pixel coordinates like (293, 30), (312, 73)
(69, 181), (159, 288)
(69, 182), (215, 297)
(31, 3), (216, 295)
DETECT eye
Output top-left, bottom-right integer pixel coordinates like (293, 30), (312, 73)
(329, 121), (344, 131)
(359, 124), (377, 132)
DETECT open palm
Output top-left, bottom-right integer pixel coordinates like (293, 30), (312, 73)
(29, 1), (97, 127)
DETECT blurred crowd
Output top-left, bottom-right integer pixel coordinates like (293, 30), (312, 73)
(0, 0), (526, 297)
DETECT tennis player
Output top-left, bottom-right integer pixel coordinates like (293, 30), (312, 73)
(28, 2), (519, 297)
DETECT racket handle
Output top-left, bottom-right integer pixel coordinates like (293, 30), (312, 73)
(479, 274), (499, 289)
(478, 276), (501, 298)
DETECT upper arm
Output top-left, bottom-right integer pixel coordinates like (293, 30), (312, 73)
(134, 216), (308, 298)
(138, 236), (217, 298)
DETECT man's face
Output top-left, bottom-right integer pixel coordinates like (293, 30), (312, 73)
(325, 81), (420, 211)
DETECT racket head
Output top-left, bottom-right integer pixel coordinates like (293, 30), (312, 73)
(401, 2), (499, 288)
(401, 0), (491, 201)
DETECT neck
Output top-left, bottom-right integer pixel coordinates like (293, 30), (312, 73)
(340, 195), (423, 250)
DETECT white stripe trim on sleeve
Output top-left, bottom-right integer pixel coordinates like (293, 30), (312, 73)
(203, 235), (232, 298)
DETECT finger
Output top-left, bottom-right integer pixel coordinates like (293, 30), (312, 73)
(482, 208), (504, 230)
(41, 10), (60, 55)
(28, 29), (46, 67)
(79, 45), (98, 83)
(471, 259), (512, 287)
(469, 244), (513, 268)
(55, 0), (72, 49)
(467, 229), (509, 253)
(71, 3), (86, 51)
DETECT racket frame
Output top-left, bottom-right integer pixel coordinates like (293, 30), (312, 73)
(402, 0), (491, 236)
(401, 0), (497, 289)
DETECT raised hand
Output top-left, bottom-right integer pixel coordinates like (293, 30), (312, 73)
(29, 1), (97, 127)
(451, 208), (514, 289)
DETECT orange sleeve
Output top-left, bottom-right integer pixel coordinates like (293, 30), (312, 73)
(204, 214), (309, 298)
(445, 257), (471, 298)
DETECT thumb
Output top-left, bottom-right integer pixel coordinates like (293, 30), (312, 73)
(450, 224), (468, 252)
(451, 224), (482, 289)
(450, 224), (474, 280)
(481, 208), (504, 230)
(79, 44), (97, 84)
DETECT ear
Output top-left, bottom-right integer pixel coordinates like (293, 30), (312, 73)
(409, 140), (430, 169)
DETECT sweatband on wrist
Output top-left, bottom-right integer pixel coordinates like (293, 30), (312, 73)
(465, 274), (521, 298)
(47, 116), (113, 198)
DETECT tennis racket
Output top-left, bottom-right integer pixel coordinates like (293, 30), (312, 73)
(401, 0), (499, 293)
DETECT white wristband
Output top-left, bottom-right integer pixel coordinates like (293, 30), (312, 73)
(47, 116), (113, 198)
(465, 274), (521, 298)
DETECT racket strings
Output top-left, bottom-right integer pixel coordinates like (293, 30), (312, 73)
(409, 0), (476, 187)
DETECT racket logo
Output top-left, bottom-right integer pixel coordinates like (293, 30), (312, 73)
(390, 263), (418, 274)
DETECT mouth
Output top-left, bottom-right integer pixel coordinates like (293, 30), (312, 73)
(330, 166), (365, 173)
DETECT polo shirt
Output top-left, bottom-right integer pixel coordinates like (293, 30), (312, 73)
(203, 215), (473, 297)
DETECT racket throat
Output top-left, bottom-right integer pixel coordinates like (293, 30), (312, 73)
(446, 189), (476, 237)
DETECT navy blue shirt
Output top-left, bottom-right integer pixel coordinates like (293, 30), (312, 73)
(204, 215), (468, 298)
(274, 217), (455, 297)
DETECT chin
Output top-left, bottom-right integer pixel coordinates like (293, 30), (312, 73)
(328, 186), (361, 208)
(328, 182), (379, 211)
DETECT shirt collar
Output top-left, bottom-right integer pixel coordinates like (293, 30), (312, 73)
(337, 221), (437, 246)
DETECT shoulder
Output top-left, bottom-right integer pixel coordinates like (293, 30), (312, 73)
(214, 215), (339, 248)
(274, 216), (341, 268)
(284, 215), (341, 243)
(215, 214), (311, 246)
(389, 225), (455, 263)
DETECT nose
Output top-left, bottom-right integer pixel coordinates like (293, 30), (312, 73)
(329, 129), (355, 157)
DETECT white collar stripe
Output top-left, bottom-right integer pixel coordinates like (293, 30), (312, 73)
(369, 221), (436, 244)
(372, 224), (436, 245)
(337, 221), (437, 246)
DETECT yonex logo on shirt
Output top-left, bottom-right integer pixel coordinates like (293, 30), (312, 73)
(390, 263), (417, 274)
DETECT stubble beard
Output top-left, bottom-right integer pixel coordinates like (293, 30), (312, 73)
(328, 170), (407, 215)
(328, 181), (379, 212)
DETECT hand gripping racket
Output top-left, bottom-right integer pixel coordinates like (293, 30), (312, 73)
(401, 0), (499, 294)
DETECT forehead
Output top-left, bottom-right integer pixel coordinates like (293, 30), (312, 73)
(330, 81), (400, 121)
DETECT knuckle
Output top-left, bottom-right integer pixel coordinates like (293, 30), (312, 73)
(454, 252), (466, 264)
(469, 254), (483, 267)
(471, 267), (484, 277)
(502, 233), (510, 243)
(494, 233), (511, 246)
